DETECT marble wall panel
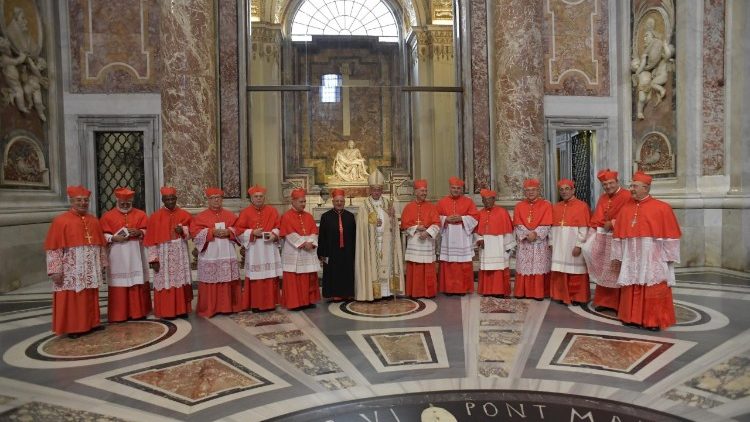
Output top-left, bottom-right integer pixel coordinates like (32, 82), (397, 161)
(701, 0), (725, 176)
(631, 0), (677, 178)
(492, 0), (545, 198)
(218, 0), (240, 197)
(68, 0), (160, 93)
(543, 0), (610, 96)
(159, 0), (218, 207)
(470, 0), (491, 192)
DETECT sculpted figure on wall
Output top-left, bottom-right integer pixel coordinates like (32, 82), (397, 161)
(333, 140), (369, 182)
(631, 17), (673, 120)
(0, 4), (47, 122)
(0, 36), (28, 113)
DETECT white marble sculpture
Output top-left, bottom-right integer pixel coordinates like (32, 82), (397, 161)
(631, 18), (673, 120)
(0, 36), (28, 114)
(333, 140), (369, 182)
(22, 57), (48, 122)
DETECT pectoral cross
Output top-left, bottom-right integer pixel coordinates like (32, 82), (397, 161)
(631, 203), (640, 227)
(340, 63), (370, 137)
(84, 233), (93, 244)
(527, 214), (533, 224)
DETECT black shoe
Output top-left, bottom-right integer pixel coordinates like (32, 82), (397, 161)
(533, 298), (544, 301)
(594, 306), (610, 312)
(644, 326), (660, 332)
(66, 333), (81, 339)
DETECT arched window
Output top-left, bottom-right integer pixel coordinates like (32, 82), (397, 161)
(290, 0), (398, 42)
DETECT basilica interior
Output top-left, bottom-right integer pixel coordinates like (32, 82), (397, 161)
(0, 0), (748, 421)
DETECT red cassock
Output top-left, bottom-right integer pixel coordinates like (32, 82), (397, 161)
(436, 196), (479, 294)
(100, 208), (151, 322)
(512, 199), (553, 299)
(143, 207), (194, 318)
(549, 198), (591, 305)
(588, 188), (631, 310)
(191, 208), (242, 317)
(475, 206), (514, 296)
(235, 205), (281, 311)
(400, 200), (441, 298)
(279, 209), (320, 309)
(614, 196), (682, 329)
(45, 210), (107, 335)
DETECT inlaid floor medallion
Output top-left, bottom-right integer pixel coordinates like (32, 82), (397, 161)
(329, 298), (436, 321)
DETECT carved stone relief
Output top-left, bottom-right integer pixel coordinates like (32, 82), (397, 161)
(251, 26), (281, 65)
(634, 131), (675, 175)
(631, 0), (676, 178)
(413, 28), (454, 63)
(0, 1), (46, 122)
(1, 132), (48, 186)
(431, 0), (453, 23)
(0, 0), (51, 190)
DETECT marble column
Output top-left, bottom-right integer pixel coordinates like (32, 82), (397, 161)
(470, 0), (491, 192)
(160, 0), (219, 207)
(409, 27), (457, 199)
(249, 24), (284, 204)
(491, 0), (545, 199)
(723, 0), (750, 271)
(219, 0), (241, 198)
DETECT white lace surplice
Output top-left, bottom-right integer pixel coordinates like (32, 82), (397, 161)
(46, 245), (107, 292)
(612, 237), (680, 287)
(194, 228), (240, 283)
(514, 225), (552, 276)
(582, 227), (620, 287)
(146, 239), (192, 291)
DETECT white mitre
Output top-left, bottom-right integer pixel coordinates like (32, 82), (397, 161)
(368, 169), (385, 186)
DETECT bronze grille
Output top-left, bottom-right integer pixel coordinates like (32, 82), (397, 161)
(94, 131), (146, 215)
(571, 131), (592, 207)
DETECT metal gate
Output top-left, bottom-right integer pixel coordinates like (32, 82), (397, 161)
(571, 131), (592, 207)
(94, 131), (146, 215)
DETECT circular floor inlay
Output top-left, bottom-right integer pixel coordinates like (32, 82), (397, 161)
(568, 300), (729, 331)
(329, 298), (436, 321)
(4, 318), (192, 368)
(266, 390), (690, 422)
(39, 321), (170, 359)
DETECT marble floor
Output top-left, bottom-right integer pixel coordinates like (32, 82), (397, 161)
(0, 269), (748, 421)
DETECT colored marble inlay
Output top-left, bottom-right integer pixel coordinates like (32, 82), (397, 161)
(480, 297), (529, 314)
(0, 401), (127, 421)
(347, 298), (420, 317)
(701, 0), (725, 176)
(230, 311), (291, 327)
(470, 0), (491, 191)
(68, 0), (161, 93)
(674, 305), (700, 324)
(477, 297), (529, 378)
(662, 389), (724, 409)
(479, 330), (521, 363)
(319, 376), (357, 391)
(558, 335), (659, 372)
(684, 355), (750, 400)
(266, 339), (341, 376)
(492, 0), (545, 197)
(544, 0), (610, 96)
(40, 321), (168, 358)
(370, 332), (432, 365)
(128, 356), (262, 402)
